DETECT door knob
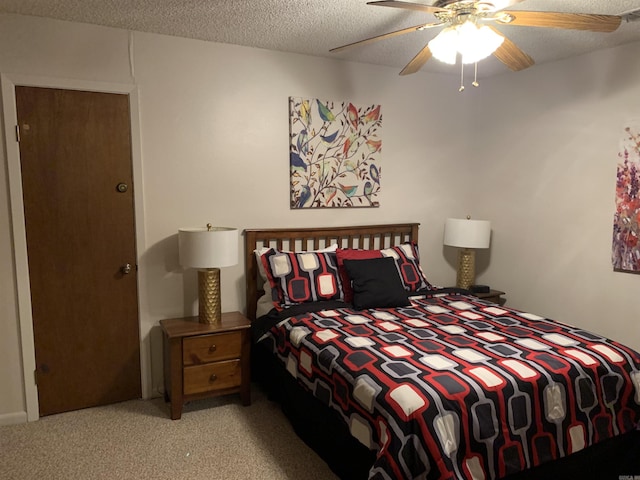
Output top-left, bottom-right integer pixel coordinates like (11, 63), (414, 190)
(121, 263), (132, 274)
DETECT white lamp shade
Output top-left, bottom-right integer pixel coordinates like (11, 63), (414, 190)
(178, 227), (238, 269)
(444, 218), (491, 249)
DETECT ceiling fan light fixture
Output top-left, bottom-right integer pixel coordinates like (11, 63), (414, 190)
(429, 20), (504, 66)
(332, 0), (623, 78)
(428, 26), (459, 64)
(459, 22), (504, 63)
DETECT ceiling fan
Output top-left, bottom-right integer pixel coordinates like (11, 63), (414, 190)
(330, 0), (622, 78)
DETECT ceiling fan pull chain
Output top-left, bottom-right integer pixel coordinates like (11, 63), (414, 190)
(459, 62), (465, 92)
(473, 62), (479, 88)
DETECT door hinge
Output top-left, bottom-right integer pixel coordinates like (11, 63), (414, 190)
(15, 125), (20, 143)
(34, 369), (38, 386)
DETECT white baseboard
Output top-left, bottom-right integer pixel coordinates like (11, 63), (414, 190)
(0, 411), (28, 426)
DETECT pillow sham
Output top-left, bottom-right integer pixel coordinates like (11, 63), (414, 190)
(343, 257), (410, 310)
(336, 242), (434, 302)
(261, 248), (344, 310)
(254, 244), (337, 317)
(380, 242), (434, 292)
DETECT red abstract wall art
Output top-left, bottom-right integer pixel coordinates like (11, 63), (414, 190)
(613, 120), (640, 272)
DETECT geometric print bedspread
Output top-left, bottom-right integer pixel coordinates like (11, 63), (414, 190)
(258, 292), (640, 480)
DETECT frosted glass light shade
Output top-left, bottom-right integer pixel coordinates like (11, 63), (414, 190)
(444, 218), (491, 249)
(429, 21), (504, 65)
(178, 227), (238, 268)
(428, 26), (458, 65)
(459, 23), (504, 64)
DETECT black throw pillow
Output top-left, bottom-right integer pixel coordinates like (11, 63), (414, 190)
(343, 257), (411, 310)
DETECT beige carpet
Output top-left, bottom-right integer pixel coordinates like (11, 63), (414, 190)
(0, 384), (339, 480)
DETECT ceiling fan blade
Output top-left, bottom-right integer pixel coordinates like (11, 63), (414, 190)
(399, 45), (432, 75)
(367, 1), (444, 15)
(499, 11), (622, 32)
(330, 23), (442, 53)
(489, 27), (534, 71)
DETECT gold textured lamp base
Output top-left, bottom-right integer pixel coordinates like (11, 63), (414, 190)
(198, 268), (221, 324)
(456, 248), (476, 290)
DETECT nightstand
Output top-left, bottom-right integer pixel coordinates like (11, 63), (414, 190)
(472, 289), (505, 304)
(160, 311), (251, 420)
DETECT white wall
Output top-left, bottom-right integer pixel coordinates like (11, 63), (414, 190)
(0, 12), (638, 423)
(132, 31), (472, 393)
(0, 14), (469, 421)
(468, 42), (640, 352)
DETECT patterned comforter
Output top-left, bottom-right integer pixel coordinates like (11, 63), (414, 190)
(257, 291), (640, 480)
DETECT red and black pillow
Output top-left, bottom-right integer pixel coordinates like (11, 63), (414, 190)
(336, 242), (434, 302)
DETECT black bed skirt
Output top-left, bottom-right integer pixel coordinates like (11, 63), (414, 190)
(251, 342), (640, 480)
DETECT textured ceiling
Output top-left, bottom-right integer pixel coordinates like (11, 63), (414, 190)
(0, 0), (639, 77)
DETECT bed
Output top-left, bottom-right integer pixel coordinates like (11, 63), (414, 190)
(245, 223), (640, 480)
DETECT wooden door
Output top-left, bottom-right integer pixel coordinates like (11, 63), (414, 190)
(16, 86), (141, 416)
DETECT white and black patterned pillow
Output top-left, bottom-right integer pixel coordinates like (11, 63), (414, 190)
(261, 249), (344, 310)
(380, 243), (434, 292)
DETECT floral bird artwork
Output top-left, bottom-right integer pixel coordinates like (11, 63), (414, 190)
(296, 129), (309, 156)
(370, 164), (380, 185)
(347, 103), (359, 131)
(364, 105), (381, 123)
(324, 186), (337, 205)
(290, 152), (307, 172)
(338, 183), (358, 198)
(321, 130), (339, 144)
(316, 99), (336, 123)
(363, 181), (374, 205)
(300, 99), (311, 124)
(366, 139), (382, 153)
(289, 97), (382, 208)
(295, 185), (312, 208)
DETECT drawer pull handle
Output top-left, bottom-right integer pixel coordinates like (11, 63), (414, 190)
(209, 374), (217, 382)
(209, 345), (217, 353)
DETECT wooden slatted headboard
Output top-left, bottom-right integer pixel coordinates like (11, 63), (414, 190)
(244, 223), (419, 320)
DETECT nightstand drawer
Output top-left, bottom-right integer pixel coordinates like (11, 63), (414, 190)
(161, 312), (252, 419)
(183, 332), (241, 365)
(183, 359), (242, 395)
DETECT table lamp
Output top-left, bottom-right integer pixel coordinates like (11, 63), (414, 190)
(178, 224), (238, 324)
(443, 216), (491, 290)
